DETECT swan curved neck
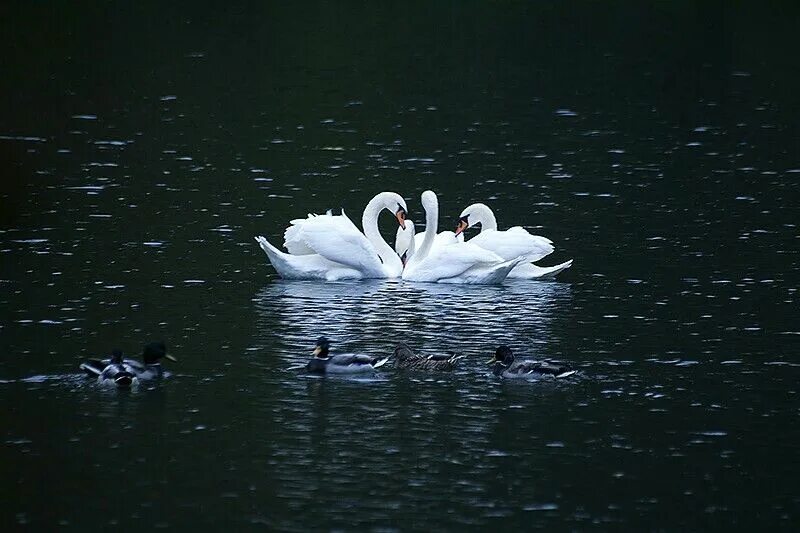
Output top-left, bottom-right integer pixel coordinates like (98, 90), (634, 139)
(362, 193), (400, 268)
(417, 194), (438, 260)
(469, 203), (497, 232)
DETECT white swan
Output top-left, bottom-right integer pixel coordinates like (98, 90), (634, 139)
(395, 220), (417, 267)
(402, 191), (524, 284)
(255, 192), (408, 281)
(455, 202), (573, 279)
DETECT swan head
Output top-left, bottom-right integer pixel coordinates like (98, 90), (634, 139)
(395, 220), (416, 267)
(421, 190), (437, 211)
(395, 199), (408, 230)
(312, 337), (330, 358)
(455, 203), (493, 236)
(385, 192), (408, 230)
(363, 192), (408, 230)
(455, 215), (469, 236)
(487, 345), (514, 366)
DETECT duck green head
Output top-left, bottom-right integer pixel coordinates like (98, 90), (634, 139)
(143, 341), (177, 364)
(313, 337), (330, 358)
(488, 345), (514, 366)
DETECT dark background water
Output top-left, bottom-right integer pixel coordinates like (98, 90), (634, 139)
(2, 2), (799, 530)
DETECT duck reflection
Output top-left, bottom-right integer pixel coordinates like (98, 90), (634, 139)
(253, 279), (572, 367)
(250, 279), (574, 523)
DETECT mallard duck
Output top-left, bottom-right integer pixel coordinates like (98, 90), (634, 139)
(390, 342), (464, 371)
(306, 337), (389, 374)
(80, 349), (137, 388)
(487, 345), (576, 379)
(80, 341), (176, 384)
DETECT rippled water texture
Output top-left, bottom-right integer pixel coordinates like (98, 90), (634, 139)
(2, 2), (799, 530)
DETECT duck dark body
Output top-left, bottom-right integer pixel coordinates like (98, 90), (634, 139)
(391, 343), (463, 371)
(489, 345), (575, 379)
(80, 349), (137, 388)
(306, 337), (389, 374)
(80, 342), (175, 385)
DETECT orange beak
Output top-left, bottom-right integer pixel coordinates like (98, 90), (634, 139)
(455, 218), (468, 237)
(395, 208), (407, 230)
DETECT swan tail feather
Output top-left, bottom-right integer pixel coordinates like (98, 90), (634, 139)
(509, 259), (573, 279)
(255, 235), (293, 277)
(490, 256), (527, 283)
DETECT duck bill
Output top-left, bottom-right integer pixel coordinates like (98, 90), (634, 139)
(454, 218), (468, 237)
(312, 346), (322, 356)
(165, 354), (178, 362)
(395, 208), (407, 230)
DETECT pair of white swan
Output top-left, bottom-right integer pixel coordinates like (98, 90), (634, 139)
(255, 190), (572, 283)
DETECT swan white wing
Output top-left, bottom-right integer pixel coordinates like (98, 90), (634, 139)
(439, 256), (524, 284)
(469, 227), (554, 263)
(296, 213), (385, 277)
(283, 216), (318, 255)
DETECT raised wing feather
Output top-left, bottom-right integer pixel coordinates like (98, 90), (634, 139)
(283, 216), (317, 255)
(296, 213), (384, 277)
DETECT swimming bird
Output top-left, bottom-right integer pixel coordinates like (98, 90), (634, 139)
(455, 202), (573, 279)
(255, 192), (408, 280)
(306, 337), (390, 374)
(487, 345), (576, 379)
(122, 341), (176, 380)
(390, 342), (464, 371)
(80, 341), (176, 383)
(80, 349), (137, 388)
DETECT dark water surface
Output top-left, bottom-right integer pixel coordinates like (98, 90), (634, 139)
(2, 2), (799, 530)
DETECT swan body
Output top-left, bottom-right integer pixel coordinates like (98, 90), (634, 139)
(402, 191), (524, 284)
(255, 235), (363, 281)
(456, 203), (572, 279)
(256, 192), (408, 280)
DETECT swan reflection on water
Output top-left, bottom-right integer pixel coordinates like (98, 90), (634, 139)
(253, 279), (573, 368)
